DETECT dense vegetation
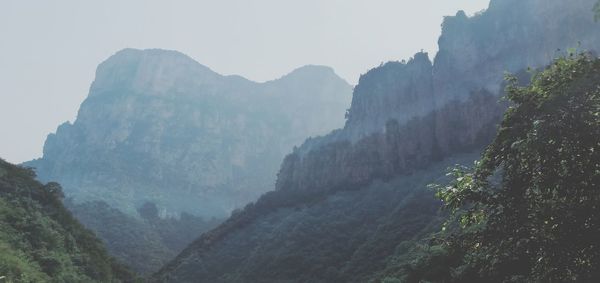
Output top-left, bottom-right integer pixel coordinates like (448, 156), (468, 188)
(68, 201), (220, 275)
(0, 159), (137, 282)
(151, 151), (485, 283)
(387, 54), (600, 282)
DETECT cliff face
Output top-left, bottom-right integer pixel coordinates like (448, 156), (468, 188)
(276, 87), (502, 194)
(276, 0), (600, 194)
(433, 0), (600, 105)
(345, 0), (600, 142)
(26, 49), (352, 217)
(156, 0), (600, 282)
(345, 53), (434, 138)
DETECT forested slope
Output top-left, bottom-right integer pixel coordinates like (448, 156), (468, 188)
(0, 159), (137, 282)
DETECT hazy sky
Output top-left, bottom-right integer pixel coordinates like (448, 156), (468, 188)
(0, 0), (489, 164)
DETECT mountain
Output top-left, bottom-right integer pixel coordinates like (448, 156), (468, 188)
(22, 49), (352, 274)
(25, 49), (352, 218)
(0, 158), (136, 282)
(154, 0), (600, 282)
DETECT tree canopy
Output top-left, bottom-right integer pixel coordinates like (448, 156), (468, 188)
(432, 54), (600, 282)
(0, 160), (138, 282)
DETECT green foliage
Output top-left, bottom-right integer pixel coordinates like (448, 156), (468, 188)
(67, 200), (221, 275)
(154, 151), (481, 283)
(0, 159), (138, 282)
(429, 54), (600, 282)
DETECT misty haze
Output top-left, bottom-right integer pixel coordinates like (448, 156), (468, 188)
(1, 1), (600, 282)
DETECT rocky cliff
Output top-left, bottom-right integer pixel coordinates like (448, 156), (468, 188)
(155, 0), (600, 282)
(25, 49), (352, 217)
(277, 0), (600, 195)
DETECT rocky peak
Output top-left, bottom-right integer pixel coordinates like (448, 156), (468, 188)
(262, 65), (349, 103)
(344, 52), (434, 139)
(26, 50), (353, 218)
(275, 0), (600, 194)
(433, 0), (599, 104)
(90, 48), (223, 97)
(276, 65), (337, 82)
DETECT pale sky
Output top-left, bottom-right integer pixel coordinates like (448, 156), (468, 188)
(0, 0), (490, 164)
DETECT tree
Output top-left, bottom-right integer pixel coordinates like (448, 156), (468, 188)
(435, 54), (600, 282)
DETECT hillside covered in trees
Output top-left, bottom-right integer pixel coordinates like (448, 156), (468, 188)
(66, 201), (220, 275)
(0, 159), (136, 282)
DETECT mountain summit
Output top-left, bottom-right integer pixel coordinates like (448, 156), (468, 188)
(90, 48), (222, 97)
(26, 48), (353, 218)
